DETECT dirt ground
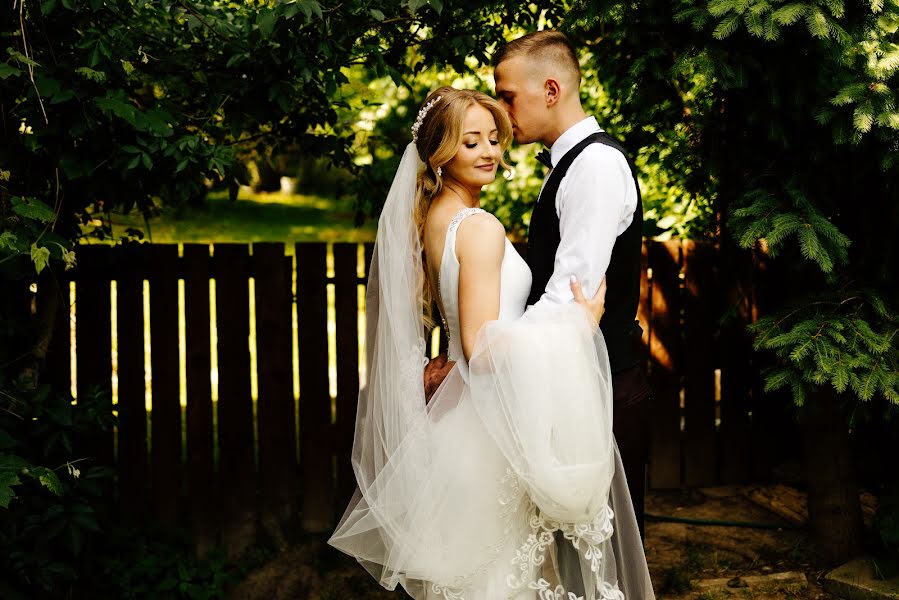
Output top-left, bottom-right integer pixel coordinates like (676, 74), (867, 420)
(229, 486), (838, 600)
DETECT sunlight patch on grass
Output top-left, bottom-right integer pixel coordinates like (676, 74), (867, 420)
(83, 191), (376, 245)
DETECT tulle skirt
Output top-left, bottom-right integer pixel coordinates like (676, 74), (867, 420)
(329, 304), (654, 600)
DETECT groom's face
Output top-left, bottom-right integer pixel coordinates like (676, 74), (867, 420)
(494, 55), (548, 145)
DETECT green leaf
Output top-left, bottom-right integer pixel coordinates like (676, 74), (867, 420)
(707, 0), (736, 17)
(745, 11), (765, 37)
(854, 101), (875, 133)
(790, 378), (807, 406)
(878, 15), (899, 34)
(797, 226), (833, 271)
(805, 8), (831, 38)
(12, 196), (55, 222)
(833, 362), (850, 392)
(0, 470), (21, 508)
(6, 48), (40, 68)
(789, 336), (816, 362)
(75, 66), (106, 83)
(370, 8), (385, 20)
(771, 3), (807, 25)
(857, 362), (881, 400)
(257, 9), (275, 37)
(94, 94), (137, 123)
(822, 0), (845, 18)
(31, 244), (51, 275)
(30, 467), (63, 496)
(297, 0), (322, 20)
(0, 62), (22, 79)
(405, 0), (430, 13)
(0, 231), (17, 251)
(0, 454), (29, 509)
(764, 368), (793, 392)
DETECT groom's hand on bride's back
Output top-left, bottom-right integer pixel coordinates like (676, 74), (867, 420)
(571, 275), (607, 325)
(424, 353), (455, 401)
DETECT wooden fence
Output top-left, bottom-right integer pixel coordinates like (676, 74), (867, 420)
(42, 240), (796, 555)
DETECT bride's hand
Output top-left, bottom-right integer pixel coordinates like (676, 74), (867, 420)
(570, 275), (607, 325)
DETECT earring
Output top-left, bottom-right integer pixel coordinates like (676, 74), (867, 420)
(436, 166), (442, 177)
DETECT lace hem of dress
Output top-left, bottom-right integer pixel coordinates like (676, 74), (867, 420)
(429, 470), (623, 600)
(505, 498), (623, 600)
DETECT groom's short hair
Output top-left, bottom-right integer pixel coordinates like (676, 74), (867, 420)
(493, 30), (581, 86)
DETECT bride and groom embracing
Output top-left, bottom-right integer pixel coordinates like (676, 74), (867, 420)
(329, 30), (655, 600)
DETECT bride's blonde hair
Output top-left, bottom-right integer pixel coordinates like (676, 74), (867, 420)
(411, 86), (513, 327)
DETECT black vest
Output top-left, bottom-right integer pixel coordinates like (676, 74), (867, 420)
(526, 131), (643, 374)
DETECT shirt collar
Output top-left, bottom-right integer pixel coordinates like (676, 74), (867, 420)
(548, 116), (602, 168)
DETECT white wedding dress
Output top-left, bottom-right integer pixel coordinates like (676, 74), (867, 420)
(330, 204), (655, 600)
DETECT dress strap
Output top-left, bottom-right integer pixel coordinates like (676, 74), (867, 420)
(446, 207), (486, 256)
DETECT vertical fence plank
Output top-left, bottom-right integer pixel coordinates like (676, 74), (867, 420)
(39, 271), (71, 394)
(115, 243), (148, 521)
(333, 243), (360, 514)
(682, 240), (718, 487)
(75, 245), (114, 468)
(296, 243), (332, 532)
(182, 244), (217, 555)
(214, 244), (257, 555)
(149, 245), (182, 527)
(254, 243), (297, 542)
(363, 243), (374, 285)
(647, 240), (683, 489)
(718, 249), (754, 484)
(638, 241), (651, 368)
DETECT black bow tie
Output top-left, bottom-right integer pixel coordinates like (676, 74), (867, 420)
(535, 148), (552, 169)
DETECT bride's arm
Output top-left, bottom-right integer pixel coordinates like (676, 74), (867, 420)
(455, 213), (506, 362)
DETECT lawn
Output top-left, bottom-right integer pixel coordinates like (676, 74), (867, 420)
(89, 189), (377, 246)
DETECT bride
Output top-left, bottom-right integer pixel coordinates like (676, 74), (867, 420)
(328, 86), (654, 600)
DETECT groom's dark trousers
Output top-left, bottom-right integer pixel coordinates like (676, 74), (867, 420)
(611, 360), (652, 542)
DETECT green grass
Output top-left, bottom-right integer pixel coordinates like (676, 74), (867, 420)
(90, 190), (377, 245)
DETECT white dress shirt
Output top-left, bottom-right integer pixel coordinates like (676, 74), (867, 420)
(531, 116), (639, 309)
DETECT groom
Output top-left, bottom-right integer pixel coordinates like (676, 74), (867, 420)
(424, 29), (650, 541)
(492, 30), (652, 543)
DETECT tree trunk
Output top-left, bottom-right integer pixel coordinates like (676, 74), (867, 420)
(800, 386), (865, 564)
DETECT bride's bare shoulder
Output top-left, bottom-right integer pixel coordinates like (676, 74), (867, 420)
(454, 211), (506, 262)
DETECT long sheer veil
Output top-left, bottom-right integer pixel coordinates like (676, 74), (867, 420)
(350, 143), (427, 494)
(331, 142), (457, 595)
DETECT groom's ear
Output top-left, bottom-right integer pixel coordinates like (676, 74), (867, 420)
(544, 78), (561, 107)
